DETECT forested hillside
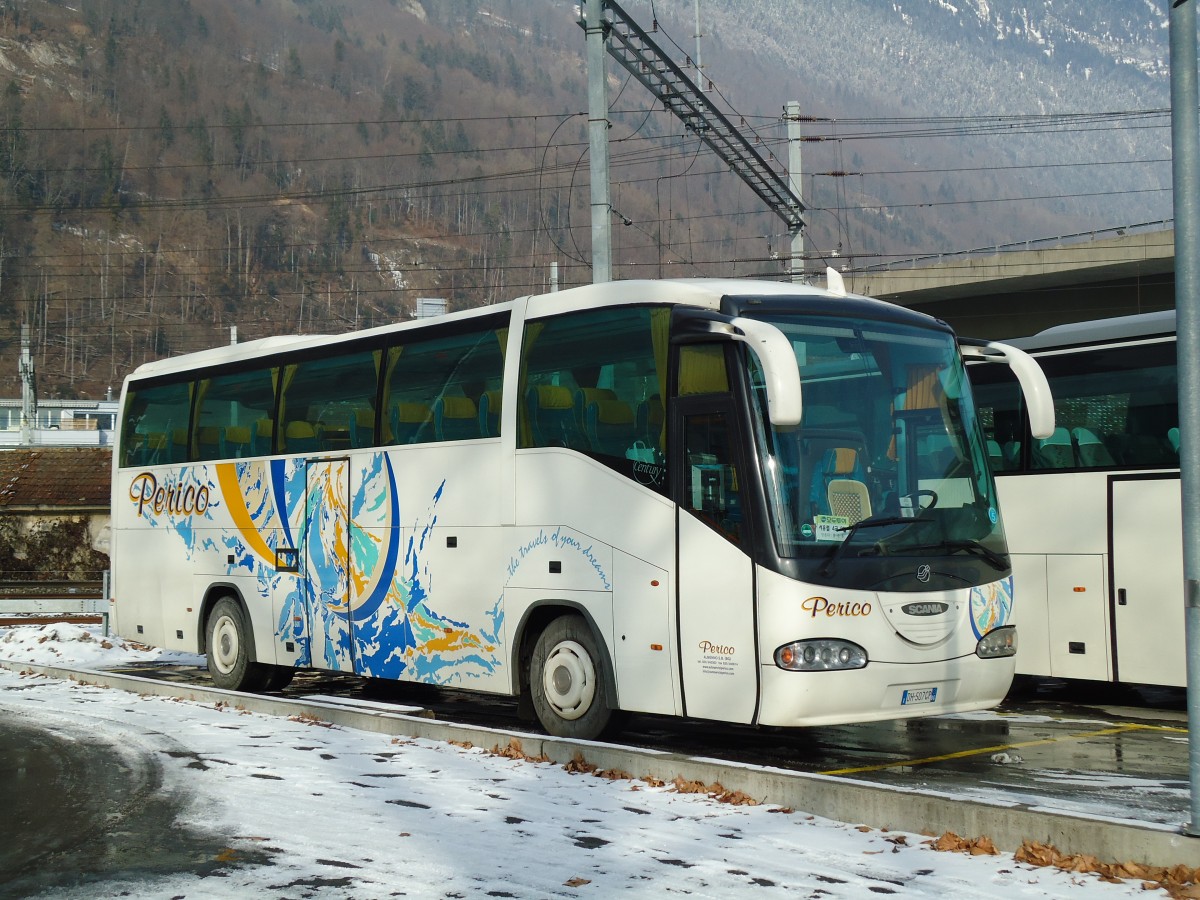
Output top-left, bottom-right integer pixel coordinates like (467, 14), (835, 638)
(0, 0), (1172, 400)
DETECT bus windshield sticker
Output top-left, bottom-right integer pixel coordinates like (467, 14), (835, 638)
(814, 514), (850, 542)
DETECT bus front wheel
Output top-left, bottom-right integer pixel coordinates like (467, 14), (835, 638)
(206, 597), (268, 691)
(530, 614), (614, 740)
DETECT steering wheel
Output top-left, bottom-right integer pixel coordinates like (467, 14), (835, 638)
(908, 489), (938, 511)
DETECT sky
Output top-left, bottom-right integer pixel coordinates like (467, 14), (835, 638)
(0, 622), (1191, 900)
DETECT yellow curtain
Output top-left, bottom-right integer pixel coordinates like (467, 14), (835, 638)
(650, 308), (671, 450)
(678, 345), (729, 395)
(889, 364), (950, 461)
(380, 346), (405, 442)
(650, 308), (670, 402)
(903, 364), (945, 410)
(516, 322), (545, 447)
(190, 378), (211, 458)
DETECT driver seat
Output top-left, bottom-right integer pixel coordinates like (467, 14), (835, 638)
(825, 448), (872, 524)
(828, 479), (871, 524)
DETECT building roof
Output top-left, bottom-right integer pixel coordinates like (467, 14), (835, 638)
(0, 447), (111, 510)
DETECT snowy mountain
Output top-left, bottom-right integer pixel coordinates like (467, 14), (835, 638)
(634, 0), (1173, 259)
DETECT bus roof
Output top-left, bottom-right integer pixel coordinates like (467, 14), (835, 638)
(1011, 308), (1175, 352)
(121, 277), (899, 384)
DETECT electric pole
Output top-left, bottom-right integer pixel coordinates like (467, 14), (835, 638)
(584, 0), (613, 283)
(19, 323), (36, 446)
(787, 101), (806, 282)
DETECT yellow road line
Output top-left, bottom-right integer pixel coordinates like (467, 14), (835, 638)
(820, 722), (1186, 776)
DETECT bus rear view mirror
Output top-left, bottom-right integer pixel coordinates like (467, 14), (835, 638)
(960, 339), (1056, 439)
(730, 317), (803, 427)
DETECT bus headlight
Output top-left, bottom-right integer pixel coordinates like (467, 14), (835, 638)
(775, 639), (867, 671)
(976, 625), (1017, 659)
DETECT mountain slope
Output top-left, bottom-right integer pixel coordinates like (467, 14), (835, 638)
(0, 0), (1172, 399)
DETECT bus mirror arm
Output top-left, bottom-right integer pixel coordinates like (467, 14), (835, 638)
(959, 339), (1056, 439)
(729, 317), (803, 427)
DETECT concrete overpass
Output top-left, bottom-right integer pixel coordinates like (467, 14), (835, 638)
(843, 226), (1175, 339)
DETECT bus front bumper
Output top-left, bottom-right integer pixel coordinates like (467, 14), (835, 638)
(754, 655), (1015, 728)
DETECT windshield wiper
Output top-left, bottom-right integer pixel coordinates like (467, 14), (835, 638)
(905, 539), (1009, 571)
(819, 515), (932, 577)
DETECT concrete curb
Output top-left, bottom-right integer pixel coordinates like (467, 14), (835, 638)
(2, 658), (1195, 868)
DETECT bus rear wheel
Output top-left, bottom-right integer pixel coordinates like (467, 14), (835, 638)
(206, 597), (268, 692)
(530, 614), (614, 740)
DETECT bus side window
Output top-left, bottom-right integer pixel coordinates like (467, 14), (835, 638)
(1036, 342), (1178, 470)
(383, 324), (506, 445)
(967, 367), (1023, 472)
(120, 381), (192, 468)
(193, 368), (276, 461)
(518, 305), (669, 482)
(683, 411), (742, 544)
(277, 350), (379, 453)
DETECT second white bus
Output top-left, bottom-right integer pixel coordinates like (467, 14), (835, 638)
(968, 309), (1185, 687)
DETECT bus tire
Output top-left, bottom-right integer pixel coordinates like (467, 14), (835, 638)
(206, 597), (268, 692)
(530, 614), (614, 740)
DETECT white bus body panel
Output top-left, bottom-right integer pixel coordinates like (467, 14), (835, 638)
(1111, 477), (1186, 687)
(610, 551), (678, 716)
(996, 471), (1184, 686)
(994, 473), (1113, 680)
(1044, 553), (1109, 681)
(1009, 554), (1051, 678)
(513, 448), (680, 716)
(676, 511), (756, 724)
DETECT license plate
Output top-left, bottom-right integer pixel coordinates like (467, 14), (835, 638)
(901, 686), (938, 705)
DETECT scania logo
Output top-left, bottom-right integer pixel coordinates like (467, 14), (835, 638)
(902, 601), (949, 617)
(916, 564), (932, 583)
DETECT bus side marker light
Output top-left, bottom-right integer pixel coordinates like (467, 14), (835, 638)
(976, 625), (1017, 659)
(1073, 586), (1086, 592)
(774, 639), (867, 671)
(651, 580), (660, 587)
(651, 643), (663, 651)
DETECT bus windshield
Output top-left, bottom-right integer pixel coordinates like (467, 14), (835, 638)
(745, 313), (1006, 591)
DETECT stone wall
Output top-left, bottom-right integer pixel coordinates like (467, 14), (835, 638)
(0, 513), (111, 582)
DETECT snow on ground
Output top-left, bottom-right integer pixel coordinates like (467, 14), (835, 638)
(0, 623), (1188, 899)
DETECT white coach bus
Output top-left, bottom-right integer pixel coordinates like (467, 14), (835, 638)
(968, 309), (1185, 688)
(111, 277), (1052, 739)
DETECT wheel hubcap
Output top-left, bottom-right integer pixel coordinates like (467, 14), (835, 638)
(542, 639), (595, 721)
(212, 615), (238, 674)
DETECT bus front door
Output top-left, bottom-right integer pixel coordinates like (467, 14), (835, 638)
(303, 458), (355, 672)
(674, 402), (758, 724)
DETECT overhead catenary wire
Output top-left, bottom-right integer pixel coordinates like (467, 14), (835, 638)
(0, 91), (1178, 356)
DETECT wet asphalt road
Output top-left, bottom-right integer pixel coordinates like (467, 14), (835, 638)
(0, 702), (265, 898)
